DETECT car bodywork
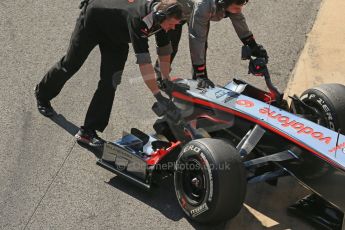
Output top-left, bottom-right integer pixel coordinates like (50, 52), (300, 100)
(172, 79), (345, 212)
(99, 77), (345, 214)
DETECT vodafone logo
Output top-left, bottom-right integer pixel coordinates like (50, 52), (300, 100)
(259, 107), (332, 144)
(233, 98), (334, 146)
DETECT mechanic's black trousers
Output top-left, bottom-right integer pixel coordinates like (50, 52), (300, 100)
(36, 8), (129, 132)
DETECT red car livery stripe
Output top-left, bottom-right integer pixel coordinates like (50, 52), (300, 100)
(172, 91), (345, 171)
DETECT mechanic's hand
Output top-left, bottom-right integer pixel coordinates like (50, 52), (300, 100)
(192, 64), (215, 88)
(251, 44), (268, 61)
(241, 35), (269, 62)
(157, 78), (174, 95)
(157, 78), (170, 90)
(196, 76), (215, 88)
(153, 92), (181, 123)
(156, 77), (165, 90)
(154, 92), (170, 112)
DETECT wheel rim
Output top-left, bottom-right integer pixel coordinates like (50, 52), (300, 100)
(180, 157), (207, 206)
(302, 100), (328, 127)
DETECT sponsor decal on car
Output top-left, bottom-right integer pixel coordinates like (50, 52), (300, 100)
(259, 107), (332, 144)
(301, 93), (336, 130)
(183, 144), (201, 153)
(172, 87), (345, 168)
(190, 203), (209, 217)
(215, 90), (227, 99)
(329, 142), (345, 154)
(200, 153), (213, 202)
(223, 96), (232, 104)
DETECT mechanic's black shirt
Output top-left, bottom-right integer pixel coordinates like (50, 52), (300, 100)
(85, 0), (171, 63)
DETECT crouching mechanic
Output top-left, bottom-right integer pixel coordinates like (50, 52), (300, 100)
(157, 0), (268, 88)
(34, 0), (183, 147)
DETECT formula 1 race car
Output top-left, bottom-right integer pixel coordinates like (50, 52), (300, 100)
(97, 46), (345, 229)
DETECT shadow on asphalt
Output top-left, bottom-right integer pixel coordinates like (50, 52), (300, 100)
(47, 113), (225, 229)
(49, 112), (103, 158)
(46, 113), (312, 229)
(46, 112), (277, 229)
(49, 112), (79, 136)
(106, 176), (226, 230)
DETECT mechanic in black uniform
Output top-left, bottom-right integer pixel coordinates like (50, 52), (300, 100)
(34, 0), (183, 147)
(155, 0), (268, 88)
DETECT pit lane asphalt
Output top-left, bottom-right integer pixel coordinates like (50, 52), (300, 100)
(0, 0), (321, 229)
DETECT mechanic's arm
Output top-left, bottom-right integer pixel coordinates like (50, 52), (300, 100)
(127, 18), (161, 95)
(139, 63), (160, 95)
(228, 12), (252, 40)
(133, 49), (161, 95)
(155, 29), (173, 81)
(158, 55), (171, 81)
(228, 13), (268, 59)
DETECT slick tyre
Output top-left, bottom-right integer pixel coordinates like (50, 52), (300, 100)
(174, 138), (246, 223)
(301, 83), (345, 134)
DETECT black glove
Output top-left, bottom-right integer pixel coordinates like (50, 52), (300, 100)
(241, 35), (268, 61)
(79, 0), (89, 9)
(153, 92), (181, 123)
(157, 79), (174, 96)
(192, 64), (215, 88)
(154, 92), (170, 113)
(251, 44), (268, 60)
(156, 77), (165, 90)
(196, 77), (215, 88)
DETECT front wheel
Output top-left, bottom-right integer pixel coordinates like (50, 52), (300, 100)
(300, 83), (345, 133)
(174, 138), (246, 223)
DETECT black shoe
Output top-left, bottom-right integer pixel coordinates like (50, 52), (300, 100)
(34, 85), (54, 117)
(75, 127), (105, 148)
